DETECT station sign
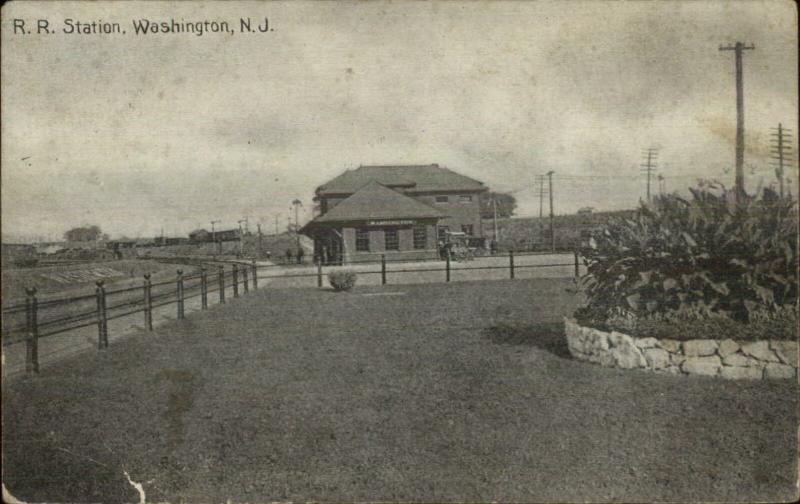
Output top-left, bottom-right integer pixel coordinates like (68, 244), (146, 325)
(367, 220), (414, 226)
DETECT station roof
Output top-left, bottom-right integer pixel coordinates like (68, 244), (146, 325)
(305, 182), (446, 227)
(316, 164), (486, 195)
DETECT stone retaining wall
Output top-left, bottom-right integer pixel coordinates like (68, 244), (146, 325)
(564, 318), (798, 380)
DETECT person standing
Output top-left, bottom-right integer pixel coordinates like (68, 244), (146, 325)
(285, 248), (293, 264)
(297, 247), (305, 264)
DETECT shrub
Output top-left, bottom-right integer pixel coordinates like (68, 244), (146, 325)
(328, 270), (357, 291)
(579, 183), (798, 322)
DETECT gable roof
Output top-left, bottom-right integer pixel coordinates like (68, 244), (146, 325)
(308, 182), (446, 225)
(316, 164), (486, 195)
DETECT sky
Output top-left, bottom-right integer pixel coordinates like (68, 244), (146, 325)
(2, 0), (797, 241)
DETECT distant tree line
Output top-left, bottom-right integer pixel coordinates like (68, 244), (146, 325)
(63, 225), (109, 242)
(481, 192), (517, 219)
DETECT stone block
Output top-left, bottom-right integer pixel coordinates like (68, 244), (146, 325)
(764, 363), (797, 380)
(585, 350), (614, 367)
(670, 353), (686, 366)
(644, 348), (670, 369)
(718, 339), (740, 358)
(681, 355), (722, 376)
(635, 337), (659, 349)
(720, 366), (763, 380)
(657, 339), (681, 353)
(770, 341), (799, 367)
(722, 353), (761, 368)
(741, 341), (780, 363)
(608, 331), (635, 349)
(590, 330), (610, 351)
(683, 339), (719, 357)
(610, 343), (646, 369)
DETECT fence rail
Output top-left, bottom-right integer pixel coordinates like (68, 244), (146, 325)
(2, 251), (581, 375)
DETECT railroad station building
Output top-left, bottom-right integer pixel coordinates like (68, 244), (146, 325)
(300, 164), (488, 264)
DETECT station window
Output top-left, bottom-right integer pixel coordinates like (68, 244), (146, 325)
(461, 224), (474, 236)
(413, 225), (427, 249)
(459, 195), (472, 202)
(435, 195), (449, 203)
(384, 228), (399, 250)
(437, 226), (449, 242)
(356, 228), (370, 251)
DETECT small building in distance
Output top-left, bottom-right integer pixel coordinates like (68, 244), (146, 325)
(301, 164), (487, 264)
(214, 229), (241, 242)
(188, 229), (211, 243)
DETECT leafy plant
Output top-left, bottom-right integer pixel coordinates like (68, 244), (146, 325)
(579, 183), (798, 322)
(328, 270), (358, 291)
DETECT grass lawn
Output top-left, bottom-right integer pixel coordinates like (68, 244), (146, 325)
(2, 278), (797, 502)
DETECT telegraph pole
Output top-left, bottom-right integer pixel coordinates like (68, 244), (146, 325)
(641, 148), (658, 202)
(257, 223), (263, 259)
(719, 42), (755, 201)
(538, 175), (545, 248)
(210, 220), (218, 243)
(657, 174), (665, 195)
(538, 175), (544, 219)
(237, 219), (247, 256)
(292, 199), (303, 247)
(492, 198), (498, 243)
(771, 123), (793, 198)
(547, 170), (555, 252)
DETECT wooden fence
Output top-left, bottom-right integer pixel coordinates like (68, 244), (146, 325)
(2, 251), (581, 375)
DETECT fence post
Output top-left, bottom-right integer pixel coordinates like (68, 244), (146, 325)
(317, 260), (323, 288)
(251, 259), (258, 291)
(25, 287), (39, 374)
(200, 268), (208, 309)
(218, 265), (226, 304)
(509, 250), (515, 279)
(243, 264), (250, 294)
(381, 254), (387, 285)
(96, 280), (108, 349)
(574, 250), (580, 278)
(446, 253), (451, 282)
(176, 270), (185, 320)
(143, 274), (153, 331)
(232, 264), (239, 298)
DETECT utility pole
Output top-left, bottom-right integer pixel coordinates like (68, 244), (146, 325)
(641, 148), (658, 202)
(257, 223), (263, 259)
(210, 220), (219, 243)
(538, 174), (545, 249)
(274, 215), (279, 235)
(292, 199), (303, 247)
(771, 123), (793, 198)
(237, 219), (247, 256)
(657, 174), (665, 195)
(492, 198), (498, 243)
(720, 42), (755, 201)
(538, 175), (544, 219)
(547, 170), (555, 252)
